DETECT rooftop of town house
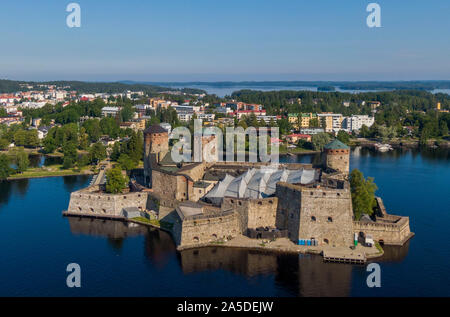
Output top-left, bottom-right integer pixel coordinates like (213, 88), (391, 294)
(144, 124), (168, 134)
(324, 139), (350, 150)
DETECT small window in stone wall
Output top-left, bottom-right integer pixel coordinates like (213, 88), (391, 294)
(193, 237), (199, 243)
(311, 216), (316, 221)
(258, 201), (262, 205)
(238, 201), (242, 206)
(328, 217), (333, 222)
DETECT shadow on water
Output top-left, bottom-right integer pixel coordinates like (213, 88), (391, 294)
(28, 154), (63, 168)
(177, 246), (358, 297)
(62, 175), (91, 193)
(66, 217), (176, 266)
(0, 179), (29, 208)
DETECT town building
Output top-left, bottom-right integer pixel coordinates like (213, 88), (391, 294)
(101, 106), (121, 117)
(343, 115), (375, 132)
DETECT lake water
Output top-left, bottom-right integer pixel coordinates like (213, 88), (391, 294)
(0, 147), (449, 296)
(167, 83), (450, 98)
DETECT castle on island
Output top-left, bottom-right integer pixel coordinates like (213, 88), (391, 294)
(65, 125), (413, 252)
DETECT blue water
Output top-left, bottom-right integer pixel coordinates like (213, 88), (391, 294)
(0, 147), (449, 296)
(167, 83), (450, 98)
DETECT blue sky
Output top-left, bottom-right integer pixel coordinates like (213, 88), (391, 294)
(0, 0), (449, 81)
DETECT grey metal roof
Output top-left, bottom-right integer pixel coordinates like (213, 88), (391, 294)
(204, 167), (318, 201)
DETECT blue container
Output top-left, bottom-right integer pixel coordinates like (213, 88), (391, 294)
(307, 240), (311, 246)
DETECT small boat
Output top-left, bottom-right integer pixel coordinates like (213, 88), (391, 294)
(374, 143), (393, 152)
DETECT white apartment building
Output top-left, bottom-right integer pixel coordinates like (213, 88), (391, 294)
(19, 102), (47, 109)
(173, 105), (201, 114)
(101, 106), (121, 117)
(197, 113), (215, 121)
(178, 113), (194, 122)
(257, 115), (278, 124)
(343, 115), (375, 132)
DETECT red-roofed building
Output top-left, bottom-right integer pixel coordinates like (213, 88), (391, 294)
(285, 133), (311, 143)
(234, 109), (266, 119)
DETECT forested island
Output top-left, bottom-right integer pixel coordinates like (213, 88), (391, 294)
(136, 80), (450, 91)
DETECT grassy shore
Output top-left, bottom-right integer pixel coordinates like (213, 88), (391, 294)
(7, 164), (94, 180)
(278, 147), (319, 155)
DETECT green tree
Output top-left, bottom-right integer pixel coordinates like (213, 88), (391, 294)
(62, 142), (77, 169)
(0, 153), (13, 180)
(336, 130), (350, 145)
(13, 130), (27, 146)
(350, 169), (378, 220)
(106, 167), (129, 194)
(118, 153), (137, 171)
(0, 138), (9, 151)
(14, 148), (30, 173)
(110, 142), (121, 161)
(77, 154), (90, 168)
(311, 132), (331, 151)
(440, 120), (448, 137)
(25, 129), (40, 148)
(78, 127), (90, 150)
(89, 142), (107, 164)
(359, 124), (370, 138)
(42, 135), (57, 154)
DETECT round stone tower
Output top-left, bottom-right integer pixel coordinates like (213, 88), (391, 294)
(323, 139), (350, 174)
(143, 125), (169, 186)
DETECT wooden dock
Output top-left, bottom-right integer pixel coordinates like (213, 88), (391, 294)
(323, 250), (366, 264)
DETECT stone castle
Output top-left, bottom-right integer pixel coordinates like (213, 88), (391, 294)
(66, 125), (413, 251)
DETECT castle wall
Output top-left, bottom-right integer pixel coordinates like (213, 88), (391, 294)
(353, 216), (412, 245)
(151, 170), (188, 201)
(275, 183), (353, 247)
(275, 183), (302, 237)
(222, 197), (278, 233)
(298, 187), (353, 247)
(173, 211), (239, 247)
(67, 190), (148, 217)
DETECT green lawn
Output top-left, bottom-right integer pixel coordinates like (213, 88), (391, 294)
(8, 165), (92, 179)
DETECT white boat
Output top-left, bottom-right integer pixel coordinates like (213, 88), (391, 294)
(374, 143), (393, 152)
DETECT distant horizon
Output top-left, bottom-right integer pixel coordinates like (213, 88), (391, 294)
(2, 78), (450, 84)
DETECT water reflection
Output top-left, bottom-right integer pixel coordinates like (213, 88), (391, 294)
(66, 217), (176, 266)
(28, 154), (64, 168)
(377, 240), (411, 263)
(64, 212), (412, 297)
(0, 179), (29, 207)
(178, 247), (356, 297)
(62, 175), (91, 193)
(67, 217), (149, 239)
